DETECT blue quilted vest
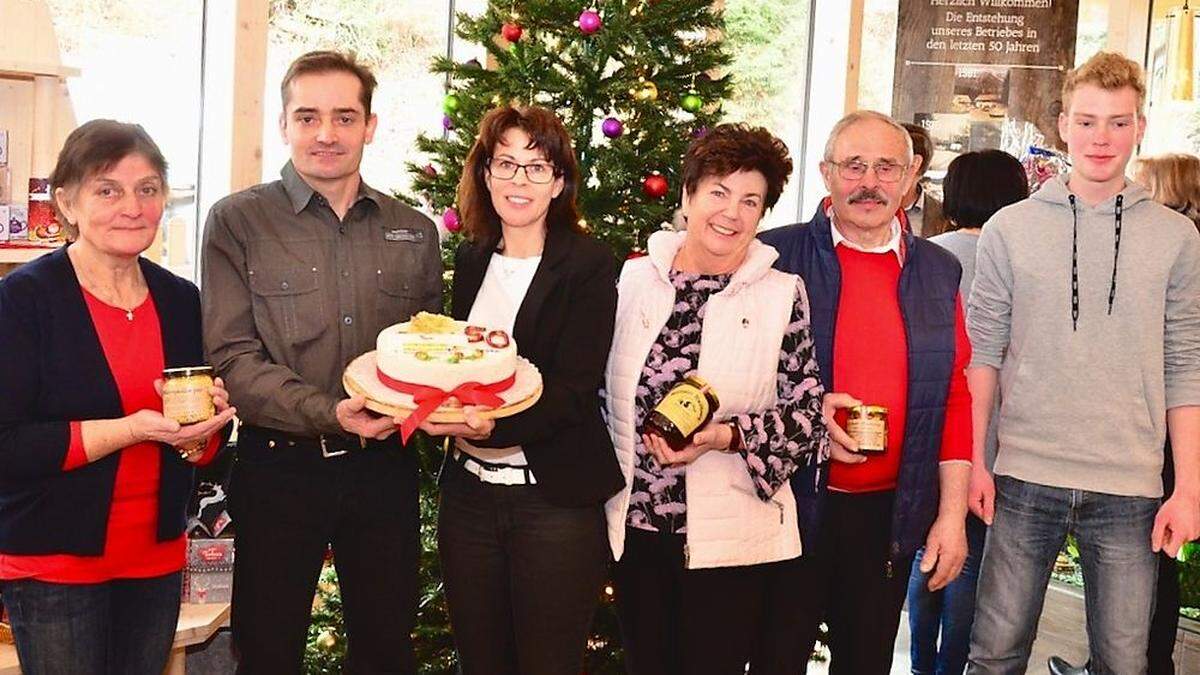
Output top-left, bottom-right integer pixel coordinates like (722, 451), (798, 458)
(758, 205), (962, 564)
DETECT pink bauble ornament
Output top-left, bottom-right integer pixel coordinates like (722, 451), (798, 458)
(442, 208), (461, 232)
(579, 10), (602, 35)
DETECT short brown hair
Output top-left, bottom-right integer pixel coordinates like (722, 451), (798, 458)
(1133, 153), (1200, 227)
(902, 122), (934, 176)
(457, 105), (583, 244)
(1062, 51), (1146, 114)
(281, 50), (378, 115)
(49, 119), (168, 240)
(682, 124), (793, 211)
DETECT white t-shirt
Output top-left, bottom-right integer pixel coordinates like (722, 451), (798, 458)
(457, 253), (542, 467)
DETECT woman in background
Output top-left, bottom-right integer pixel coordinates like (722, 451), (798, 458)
(909, 149), (1028, 675)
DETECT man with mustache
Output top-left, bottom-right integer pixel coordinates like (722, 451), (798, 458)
(201, 51), (441, 673)
(759, 110), (972, 673)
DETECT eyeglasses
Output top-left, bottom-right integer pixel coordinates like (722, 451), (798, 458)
(487, 158), (558, 184)
(827, 158), (908, 183)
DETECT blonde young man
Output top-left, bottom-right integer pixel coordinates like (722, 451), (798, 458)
(966, 52), (1200, 675)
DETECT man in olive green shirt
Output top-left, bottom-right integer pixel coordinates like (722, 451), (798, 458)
(201, 51), (440, 674)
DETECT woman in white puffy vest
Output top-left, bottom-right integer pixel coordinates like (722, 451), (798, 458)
(604, 124), (829, 675)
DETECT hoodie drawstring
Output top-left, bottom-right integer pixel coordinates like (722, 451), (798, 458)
(1070, 195), (1079, 331)
(1068, 193), (1123, 332)
(1109, 194), (1123, 315)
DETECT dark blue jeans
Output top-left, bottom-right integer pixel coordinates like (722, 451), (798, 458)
(967, 475), (1159, 675)
(0, 571), (182, 675)
(907, 514), (988, 675)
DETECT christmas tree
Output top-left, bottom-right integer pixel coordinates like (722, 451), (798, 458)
(408, 0), (733, 260)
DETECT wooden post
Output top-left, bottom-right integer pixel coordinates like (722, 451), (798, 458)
(844, 0), (866, 114)
(230, 0), (268, 192)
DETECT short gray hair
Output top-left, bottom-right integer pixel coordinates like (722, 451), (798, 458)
(822, 110), (914, 164)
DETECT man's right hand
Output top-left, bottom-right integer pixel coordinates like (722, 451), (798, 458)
(823, 392), (866, 465)
(968, 463), (996, 525)
(336, 395), (396, 440)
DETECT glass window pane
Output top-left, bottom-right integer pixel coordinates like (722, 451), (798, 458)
(261, 1), (453, 198)
(1143, 1), (1199, 155)
(45, 0), (203, 280)
(725, 0), (813, 228)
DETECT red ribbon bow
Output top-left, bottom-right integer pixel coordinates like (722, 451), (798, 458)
(377, 368), (515, 444)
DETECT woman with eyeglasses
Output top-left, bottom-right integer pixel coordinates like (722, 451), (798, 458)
(419, 104), (623, 674)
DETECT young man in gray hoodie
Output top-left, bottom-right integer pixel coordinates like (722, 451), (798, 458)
(966, 52), (1200, 675)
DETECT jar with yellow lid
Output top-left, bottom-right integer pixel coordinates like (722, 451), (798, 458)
(162, 366), (215, 425)
(846, 404), (887, 454)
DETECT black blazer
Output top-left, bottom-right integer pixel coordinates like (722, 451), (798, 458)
(450, 226), (624, 507)
(0, 246), (225, 555)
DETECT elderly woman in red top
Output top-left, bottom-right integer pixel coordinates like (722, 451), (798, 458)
(0, 120), (235, 675)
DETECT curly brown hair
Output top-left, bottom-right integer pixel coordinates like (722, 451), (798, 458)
(456, 105), (583, 245)
(681, 124), (793, 211)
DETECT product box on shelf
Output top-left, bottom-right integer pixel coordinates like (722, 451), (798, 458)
(183, 538), (234, 604)
(8, 204), (27, 241)
(28, 177), (63, 244)
(0, 205), (9, 243)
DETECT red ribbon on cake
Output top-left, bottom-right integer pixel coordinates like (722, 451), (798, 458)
(377, 368), (516, 443)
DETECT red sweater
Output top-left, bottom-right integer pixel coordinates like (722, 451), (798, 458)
(0, 290), (218, 583)
(828, 245), (972, 493)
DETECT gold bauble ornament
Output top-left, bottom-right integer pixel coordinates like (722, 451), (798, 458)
(631, 80), (659, 102)
(317, 630), (337, 650)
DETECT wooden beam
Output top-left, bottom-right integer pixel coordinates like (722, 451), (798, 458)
(844, 0), (866, 114)
(230, 0), (268, 192)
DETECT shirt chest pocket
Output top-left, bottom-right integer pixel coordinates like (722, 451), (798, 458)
(249, 267), (328, 344)
(374, 239), (438, 322)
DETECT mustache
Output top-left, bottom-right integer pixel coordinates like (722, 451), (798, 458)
(848, 188), (887, 204)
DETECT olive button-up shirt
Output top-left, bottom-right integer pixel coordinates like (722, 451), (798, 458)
(201, 162), (442, 436)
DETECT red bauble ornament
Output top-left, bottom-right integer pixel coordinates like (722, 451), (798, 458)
(642, 174), (669, 199)
(501, 22), (524, 42)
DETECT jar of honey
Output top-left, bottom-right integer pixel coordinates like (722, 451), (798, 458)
(162, 366), (215, 424)
(846, 404), (888, 454)
(642, 375), (720, 450)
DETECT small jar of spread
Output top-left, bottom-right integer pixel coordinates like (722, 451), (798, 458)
(162, 366), (215, 424)
(846, 404), (888, 454)
(642, 375), (721, 450)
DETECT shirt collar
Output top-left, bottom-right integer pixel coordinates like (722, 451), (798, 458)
(280, 160), (382, 216)
(828, 205), (904, 264)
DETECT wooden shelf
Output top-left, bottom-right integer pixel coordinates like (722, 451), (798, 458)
(0, 59), (79, 79)
(0, 245), (58, 264)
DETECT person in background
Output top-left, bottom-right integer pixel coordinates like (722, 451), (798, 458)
(901, 122), (949, 238)
(760, 110), (973, 674)
(419, 104), (623, 675)
(966, 52), (1200, 675)
(907, 149), (1028, 675)
(202, 51), (442, 673)
(1048, 153), (1200, 675)
(0, 119), (235, 675)
(605, 123), (827, 674)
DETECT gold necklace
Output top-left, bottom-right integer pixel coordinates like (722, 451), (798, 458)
(73, 262), (145, 321)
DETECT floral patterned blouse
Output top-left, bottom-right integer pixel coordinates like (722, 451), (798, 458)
(627, 270), (829, 535)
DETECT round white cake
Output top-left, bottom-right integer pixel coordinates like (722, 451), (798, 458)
(376, 312), (518, 394)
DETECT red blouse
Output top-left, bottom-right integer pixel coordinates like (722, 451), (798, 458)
(0, 289), (219, 583)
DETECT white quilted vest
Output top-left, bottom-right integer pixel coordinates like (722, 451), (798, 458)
(604, 230), (802, 569)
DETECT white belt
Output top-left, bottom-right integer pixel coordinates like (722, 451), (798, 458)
(452, 449), (537, 486)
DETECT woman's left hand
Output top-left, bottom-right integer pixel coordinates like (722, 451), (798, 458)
(417, 407), (495, 441)
(643, 421), (733, 467)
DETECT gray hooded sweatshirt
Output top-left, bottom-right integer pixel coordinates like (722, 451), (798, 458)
(967, 176), (1200, 498)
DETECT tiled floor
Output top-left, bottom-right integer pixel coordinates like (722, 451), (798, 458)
(808, 581), (1200, 674)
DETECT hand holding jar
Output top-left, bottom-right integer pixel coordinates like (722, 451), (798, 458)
(127, 370), (237, 462)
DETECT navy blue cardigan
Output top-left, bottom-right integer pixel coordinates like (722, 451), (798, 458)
(0, 247), (217, 555)
(760, 207), (962, 563)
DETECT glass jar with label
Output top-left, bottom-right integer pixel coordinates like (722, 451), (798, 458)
(641, 375), (720, 450)
(162, 366), (215, 425)
(846, 404), (887, 454)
